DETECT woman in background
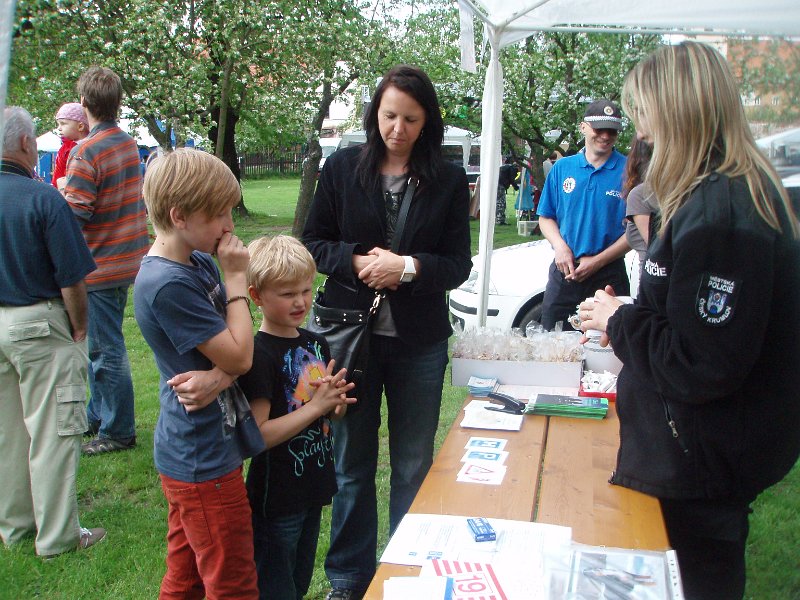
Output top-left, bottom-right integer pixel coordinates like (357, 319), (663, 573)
(579, 41), (800, 599)
(621, 136), (655, 266)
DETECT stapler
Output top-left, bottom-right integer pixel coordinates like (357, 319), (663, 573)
(486, 392), (526, 415)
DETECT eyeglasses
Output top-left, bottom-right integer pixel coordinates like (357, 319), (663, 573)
(581, 122), (620, 137)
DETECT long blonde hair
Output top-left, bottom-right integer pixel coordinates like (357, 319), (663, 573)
(622, 41), (798, 237)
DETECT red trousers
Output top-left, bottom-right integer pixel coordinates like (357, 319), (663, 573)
(159, 467), (258, 600)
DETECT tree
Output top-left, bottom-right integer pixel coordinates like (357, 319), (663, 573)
(498, 32), (660, 185)
(392, 4), (660, 186)
(282, 0), (400, 236)
(10, 1), (336, 214)
(9, 1), (209, 149)
(728, 38), (800, 127)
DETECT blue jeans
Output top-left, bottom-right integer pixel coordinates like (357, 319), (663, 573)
(252, 506), (322, 600)
(86, 287), (136, 440)
(325, 335), (448, 592)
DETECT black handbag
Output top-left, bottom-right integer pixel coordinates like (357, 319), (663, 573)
(219, 381), (266, 459)
(308, 287), (383, 382)
(307, 177), (417, 382)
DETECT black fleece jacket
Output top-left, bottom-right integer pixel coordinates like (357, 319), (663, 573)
(607, 173), (800, 503)
(301, 145), (472, 348)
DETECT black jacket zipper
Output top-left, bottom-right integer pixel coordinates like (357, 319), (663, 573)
(661, 395), (689, 455)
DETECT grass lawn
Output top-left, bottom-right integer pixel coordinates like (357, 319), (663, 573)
(1, 181), (797, 599)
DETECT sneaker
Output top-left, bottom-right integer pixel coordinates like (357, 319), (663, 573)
(42, 527), (106, 559)
(325, 588), (363, 600)
(81, 436), (136, 456)
(78, 527), (106, 550)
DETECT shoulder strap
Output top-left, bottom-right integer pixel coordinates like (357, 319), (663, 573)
(391, 177), (418, 254)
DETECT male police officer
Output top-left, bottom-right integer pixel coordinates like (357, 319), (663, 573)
(536, 99), (630, 330)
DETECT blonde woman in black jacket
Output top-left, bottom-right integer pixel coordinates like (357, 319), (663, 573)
(579, 41), (800, 600)
(302, 65), (471, 600)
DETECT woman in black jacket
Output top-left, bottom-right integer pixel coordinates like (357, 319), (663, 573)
(302, 65), (471, 600)
(579, 42), (800, 600)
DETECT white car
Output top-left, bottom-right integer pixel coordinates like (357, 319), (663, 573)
(451, 169), (800, 333)
(449, 240), (640, 332)
(318, 137), (341, 172)
(781, 171), (800, 210)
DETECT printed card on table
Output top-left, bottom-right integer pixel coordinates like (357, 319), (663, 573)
(456, 461), (507, 485)
(460, 449), (509, 465)
(464, 436), (508, 451)
(423, 559), (508, 600)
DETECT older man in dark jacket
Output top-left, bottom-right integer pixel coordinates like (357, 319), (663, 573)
(0, 107), (104, 557)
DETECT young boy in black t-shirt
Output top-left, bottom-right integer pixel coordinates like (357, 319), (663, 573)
(238, 235), (355, 600)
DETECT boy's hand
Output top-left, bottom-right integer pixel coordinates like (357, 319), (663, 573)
(215, 232), (249, 277)
(169, 368), (234, 412)
(309, 360), (356, 414)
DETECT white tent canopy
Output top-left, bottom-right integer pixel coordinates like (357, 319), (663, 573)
(457, 0), (800, 326)
(36, 131), (62, 153)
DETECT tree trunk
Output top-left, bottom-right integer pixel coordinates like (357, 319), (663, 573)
(209, 102), (247, 217)
(292, 72), (358, 236)
(215, 58), (234, 160)
(172, 118), (186, 148)
(142, 115), (171, 149)
(293, 140), (322, 236)
(292, 79), (334, 236)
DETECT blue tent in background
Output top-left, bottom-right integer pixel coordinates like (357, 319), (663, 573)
(35, 131), (62, 182)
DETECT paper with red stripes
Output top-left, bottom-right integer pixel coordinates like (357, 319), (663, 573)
(429, 559), (508, 600)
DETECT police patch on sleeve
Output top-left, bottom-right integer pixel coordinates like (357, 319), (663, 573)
(695, 273), (739, 326)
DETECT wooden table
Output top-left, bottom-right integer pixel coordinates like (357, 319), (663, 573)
(363, 399), (669, 599)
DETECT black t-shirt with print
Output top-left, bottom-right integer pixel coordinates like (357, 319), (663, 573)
(238, 328), (337, 516)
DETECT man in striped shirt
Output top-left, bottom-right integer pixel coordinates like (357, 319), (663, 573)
(64, 66), (150, 455)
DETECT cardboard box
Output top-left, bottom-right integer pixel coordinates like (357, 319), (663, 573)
(451, 357), (582, 388)
(579, 383), (617, 402)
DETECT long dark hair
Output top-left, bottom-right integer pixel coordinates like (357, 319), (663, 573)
(357, 65), (444, 191)
(621, 137), (653, 199)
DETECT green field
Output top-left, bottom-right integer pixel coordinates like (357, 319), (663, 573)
(1, 180), (797, 599)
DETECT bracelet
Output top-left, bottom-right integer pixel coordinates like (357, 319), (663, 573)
(225, 295), (250, 306)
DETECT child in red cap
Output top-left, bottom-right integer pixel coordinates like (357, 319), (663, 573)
(52, 102), (89, 191)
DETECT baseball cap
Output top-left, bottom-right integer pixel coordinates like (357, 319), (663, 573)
(56, 102), (89, 127)
(583, 99), (622, 131)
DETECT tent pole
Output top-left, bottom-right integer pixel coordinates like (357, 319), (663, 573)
(476, 30), (503, 328)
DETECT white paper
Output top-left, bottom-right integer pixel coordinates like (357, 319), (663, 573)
(379, 513), (572, 568)
(383, 575), (452, 600)
(460, 400), (523, 431)
(456, 461), (507, 485)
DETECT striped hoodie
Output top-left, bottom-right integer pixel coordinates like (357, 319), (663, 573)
(65, 121), (149, 291)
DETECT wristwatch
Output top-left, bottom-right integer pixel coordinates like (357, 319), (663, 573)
(400, 255), (416, 283)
